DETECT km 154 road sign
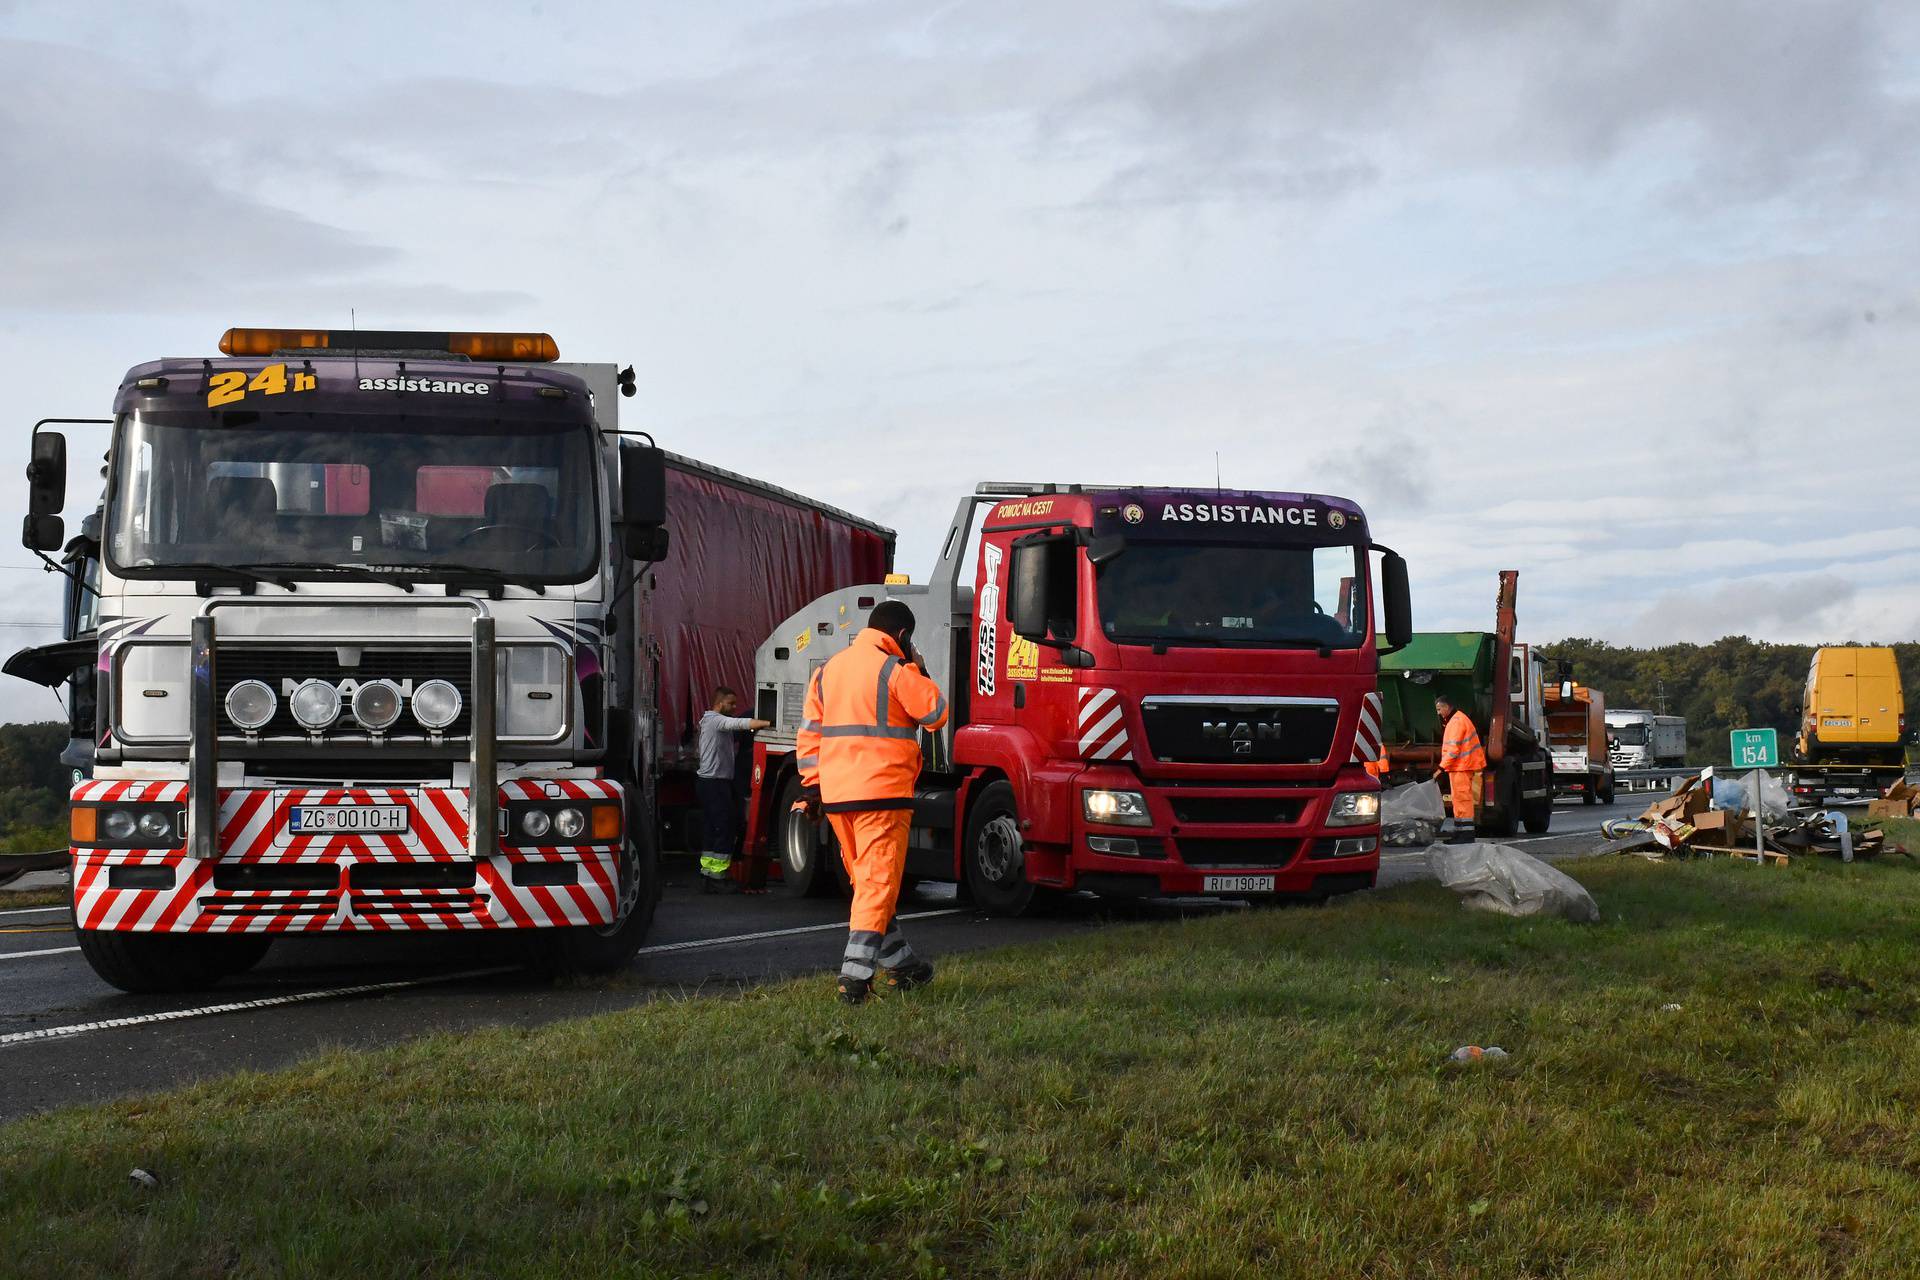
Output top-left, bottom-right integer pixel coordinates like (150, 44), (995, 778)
(1730, 727), (1779, 769)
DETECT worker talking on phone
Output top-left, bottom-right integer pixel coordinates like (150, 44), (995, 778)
(793, 600), (949, 1005)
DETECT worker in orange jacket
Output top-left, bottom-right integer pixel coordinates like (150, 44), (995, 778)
(1432, 694), (1487, 843)
(794, 600), (950, 1005)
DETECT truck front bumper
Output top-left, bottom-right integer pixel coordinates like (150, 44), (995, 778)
(69, 779), (626, 935)
(1063, 769), (1379, 897)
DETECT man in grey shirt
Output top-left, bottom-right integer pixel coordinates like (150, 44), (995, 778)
(697, 686), (770, 893)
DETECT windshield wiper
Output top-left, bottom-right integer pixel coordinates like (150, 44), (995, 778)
(171, 563), (299, 592)
(247, 561), (417, 593)
(363, 562), (548, 596)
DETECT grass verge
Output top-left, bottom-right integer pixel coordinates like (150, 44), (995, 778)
(8, 856), (1920, 1277)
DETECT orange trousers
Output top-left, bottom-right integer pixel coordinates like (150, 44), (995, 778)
(1445, 770), (1478, 824)
(828, 808), (913, 935)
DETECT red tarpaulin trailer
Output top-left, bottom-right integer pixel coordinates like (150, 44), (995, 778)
(637, 454), (894, 829)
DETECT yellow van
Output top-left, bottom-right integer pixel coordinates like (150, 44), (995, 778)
(1796, 647), (1906, 765)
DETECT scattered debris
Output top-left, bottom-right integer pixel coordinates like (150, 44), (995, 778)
(1660, 1003), (1683, 1013)
(1600, 769), (1900, 862)
(1428, 842), (1601, 922)
(129, 1168), (159, 1190)
(1867, 781), (1920, 820)
(1450, 1045), (1508, 1063)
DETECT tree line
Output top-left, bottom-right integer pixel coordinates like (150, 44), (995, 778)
(0, 721), (72, 834)
(1540, 638), (1920, 765)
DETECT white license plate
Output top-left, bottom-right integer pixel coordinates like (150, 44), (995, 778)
(1837, 788), (1860, 796)
(1203, 874), (1276, 894)
(289, 805), (410, 834)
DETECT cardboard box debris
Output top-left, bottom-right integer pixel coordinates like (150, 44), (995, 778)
(1867, 781), (1919, 820)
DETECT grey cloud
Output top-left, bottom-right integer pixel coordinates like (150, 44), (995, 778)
(0, 40), (525, 315)
(1074, 0), (1918, 204)
(1619, 572), (1857, 646)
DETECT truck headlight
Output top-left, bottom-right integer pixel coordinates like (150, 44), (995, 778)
(290, 679), (342, 731)
(553, 807), (587, 840)
(411, 679), (462, 731)
(351, 680), (403, 732)
(1082, 789), (1150, 827)
(224, 679), (277, 732)
(1326, 791), (1381, 827)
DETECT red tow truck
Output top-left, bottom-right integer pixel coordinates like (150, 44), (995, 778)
(739, 483), (1412, 911)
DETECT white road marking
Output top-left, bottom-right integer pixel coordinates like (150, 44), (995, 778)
(0, 909), (973, 1048)
(0, 905), (67, 920)
(0, 967), (517, 1047)
(634, 908), (966, 957)
(0, 946), (79, 961)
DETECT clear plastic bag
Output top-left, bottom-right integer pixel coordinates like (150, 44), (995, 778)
(1710, 770), (1790, 817)
(1381, 778), (1445, 847)
(1427, 842), (1601, 923)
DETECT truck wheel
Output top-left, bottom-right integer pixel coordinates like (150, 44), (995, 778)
(1478, 764), (1521, 839)
(1597, 776), (1615, 805)
(775, 773), (847, 899)
(1521, 756), (1555, 833)
(1581, 784), (1597, 806)
(523, 823), (662, 978)
(964, 781), (1038, 917)
(209, 934), (273, 977)
(74, 926), (228, 994)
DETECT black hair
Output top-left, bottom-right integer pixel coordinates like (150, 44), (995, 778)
(868, 599), (916, 640)
(711, 685), (739, 704)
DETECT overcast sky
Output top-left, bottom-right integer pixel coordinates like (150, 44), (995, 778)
(1, 0), (1917, 723)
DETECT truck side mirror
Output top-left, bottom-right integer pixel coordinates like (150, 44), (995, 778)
(23, 431), (66, 551)
(618, 439), (667, 528)
(1009, 542), (1050, 640)
(1379, 550), (1412, 650)
(1086, 533), (1126, 565)
(624, 525), (670, 564)
(618, 439), (668, 561)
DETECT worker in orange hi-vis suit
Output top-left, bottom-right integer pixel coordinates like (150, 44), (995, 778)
(793, 600), (950, 1005)
(1432, 694), (1488, 844)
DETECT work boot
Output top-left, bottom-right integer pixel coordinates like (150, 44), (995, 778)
(837, 975), (872, 1006)
(881, 958), (935, 993)
(701, 874), (740, 895)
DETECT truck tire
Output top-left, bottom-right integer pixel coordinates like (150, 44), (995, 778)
(1597, 775), (1615, 805)
(964, 781), (1039, 917)
(1521, 756), (1555, 833)
(523, 822), (662, 979)
(74, 925), (233, 994)
(1477, 763), (1520, 839)
(774, 773), (847, 899)
(1581, 783), (1597, 806)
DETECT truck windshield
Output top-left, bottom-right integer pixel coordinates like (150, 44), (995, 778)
(106, 410), (599, 582)
(1611, 724), (1648, 746)
(1095, 543), (1365, 648)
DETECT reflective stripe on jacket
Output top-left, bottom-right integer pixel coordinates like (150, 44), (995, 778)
(794, 628), (949, 812)
(1439, 710), (1488, 773)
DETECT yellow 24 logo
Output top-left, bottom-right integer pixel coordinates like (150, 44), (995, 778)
(207, 363), (318, 408)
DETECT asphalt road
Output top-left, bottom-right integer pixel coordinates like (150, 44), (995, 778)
(0, 798), (1629, 1121)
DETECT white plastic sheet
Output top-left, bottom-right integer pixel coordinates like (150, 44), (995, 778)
(1381, 779), (1445, 847)
(1427, 842), (1601, 923)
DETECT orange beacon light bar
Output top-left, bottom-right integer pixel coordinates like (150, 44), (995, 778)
(219, 328), (560, 362)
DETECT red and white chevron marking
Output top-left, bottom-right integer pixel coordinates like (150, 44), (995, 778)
(1351, 691), (1384, 763)
(68, 778), (624, 935)
(1076, 687), (1133, 762)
